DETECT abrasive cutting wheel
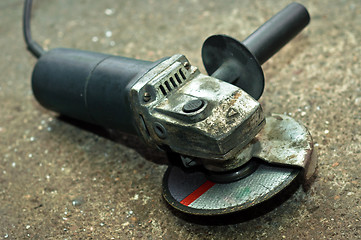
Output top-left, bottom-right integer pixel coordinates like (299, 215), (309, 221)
(163, 115), (316, 215)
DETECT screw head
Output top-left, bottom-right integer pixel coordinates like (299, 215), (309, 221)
(154, 122), (167, 139)
(183, 62), (191, 70)
(143, 92), (151, 102)
(190, 66), (198, 74)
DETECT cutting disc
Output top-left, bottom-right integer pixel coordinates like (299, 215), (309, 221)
(162, 161), (299, 215)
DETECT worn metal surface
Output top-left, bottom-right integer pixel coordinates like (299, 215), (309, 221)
(255, 114), (316, 180)
(130, 54), (265, 170)
(163, 114), (316, 215)
(235, 114), (316, 180)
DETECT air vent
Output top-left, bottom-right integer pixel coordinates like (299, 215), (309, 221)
(158, 67), (188, 96)
(179, 68), (186, 80)
(159, 84), (167, 96)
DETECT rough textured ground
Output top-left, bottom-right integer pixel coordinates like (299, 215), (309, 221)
(1, 0), (360, 239)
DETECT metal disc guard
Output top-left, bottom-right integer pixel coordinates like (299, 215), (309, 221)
(162, 114), (317, 215)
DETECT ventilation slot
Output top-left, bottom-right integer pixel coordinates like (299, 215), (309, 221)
(158, 68), (188, 97)
(164, 81), (172, 91)
(175, 73), (182, 84)
(159, 85), (167, 96)
(169, 77), (177, 87)
(179, 69), (186, 80)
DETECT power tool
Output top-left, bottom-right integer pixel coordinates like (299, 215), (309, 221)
(24, 0), (317, 216)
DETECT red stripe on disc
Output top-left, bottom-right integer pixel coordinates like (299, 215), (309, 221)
(180, 180), (215, 206)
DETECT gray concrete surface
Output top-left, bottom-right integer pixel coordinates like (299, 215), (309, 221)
(1, 0), (360, 239)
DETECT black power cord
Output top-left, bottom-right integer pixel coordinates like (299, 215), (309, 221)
(23, 0), (45, 58)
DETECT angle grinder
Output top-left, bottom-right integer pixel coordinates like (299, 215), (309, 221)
(24, 0), (317, 216)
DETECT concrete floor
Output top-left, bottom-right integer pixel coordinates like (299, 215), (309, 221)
(1, 0), (360, 239)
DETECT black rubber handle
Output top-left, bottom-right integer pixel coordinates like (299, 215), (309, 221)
(202, 2), (310, 99)
(32, 48), (158, 133)
(242, 2), (310, 65)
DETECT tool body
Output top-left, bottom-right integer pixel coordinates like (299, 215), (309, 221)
(25, 0), (316, 216)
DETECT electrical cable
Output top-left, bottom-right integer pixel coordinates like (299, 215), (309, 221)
(23, 0), (45, 58)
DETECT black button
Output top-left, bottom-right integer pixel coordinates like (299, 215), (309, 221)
(182, 99), (205, 113)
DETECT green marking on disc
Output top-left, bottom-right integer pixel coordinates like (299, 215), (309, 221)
(238, 186), (251, 199)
